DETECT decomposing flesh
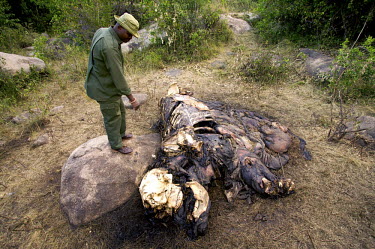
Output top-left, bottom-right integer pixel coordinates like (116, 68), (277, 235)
(139, 84), (311, 238)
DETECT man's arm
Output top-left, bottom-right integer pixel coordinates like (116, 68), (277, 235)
(102, 46), (131, 95)
(103, 45), (139, 109)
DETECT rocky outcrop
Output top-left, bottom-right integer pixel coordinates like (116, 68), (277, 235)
(60, 133), (161, 226)
(121, 13), (255, 54)
(121, 23), (166, 54)
(0, 52), (46, 75)
(300, 48), (344, 80)
(11, 109), (42, 124)
(220, 14), (251, 34)
(344, 116), (375, 150)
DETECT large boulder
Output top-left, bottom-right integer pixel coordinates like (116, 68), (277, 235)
(300, 48), (344, 80)
(60, 133), (161, 226)
(220, 14), (251, 34)
(121, 23), (166, 53)
(0, 52), (46, 75)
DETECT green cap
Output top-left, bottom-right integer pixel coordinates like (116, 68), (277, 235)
(114, 13), (140, 38)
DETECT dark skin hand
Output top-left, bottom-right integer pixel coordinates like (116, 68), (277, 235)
(126, 94), (140, 110)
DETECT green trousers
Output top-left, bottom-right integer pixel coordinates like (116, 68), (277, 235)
(97, 98), (126, 150)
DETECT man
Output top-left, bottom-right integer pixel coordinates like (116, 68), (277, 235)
(85, 13), (140, 154)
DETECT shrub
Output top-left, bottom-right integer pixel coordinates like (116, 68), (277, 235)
(0, 24), (37, 52)
(327, 36), (375, 100)
(142, 0), (232, 62)
(0, 69), (48, 110)
(254, 0), (375, 46)
(240, 52), (289, 85)
(216, 0), (256, 12)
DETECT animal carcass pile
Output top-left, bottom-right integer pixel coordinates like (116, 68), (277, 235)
(139, 84), (312, 239)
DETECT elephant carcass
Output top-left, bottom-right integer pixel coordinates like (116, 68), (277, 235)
(139, 85), (311, 238)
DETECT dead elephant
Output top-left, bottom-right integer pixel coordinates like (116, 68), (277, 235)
(139, 84), (311, 239)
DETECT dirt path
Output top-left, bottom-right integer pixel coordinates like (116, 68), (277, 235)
(1, 32), (374, 248)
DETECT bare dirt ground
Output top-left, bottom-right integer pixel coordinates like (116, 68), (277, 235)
(1, 32), (374, 249)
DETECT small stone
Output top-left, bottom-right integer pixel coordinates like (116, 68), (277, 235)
(122, 93), (148, 109)
(32, 134), (49, 147)
(11, 109), (42, 124)
(165, 68), (183, 77)
(254, 213), (266, 221)
(50, 105), (64, 115)
(211, 60), (227, 69)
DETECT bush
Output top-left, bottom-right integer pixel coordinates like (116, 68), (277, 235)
(240, 52), (289, 85)
(327, 36), (375, 100)
(217, 0), (256, 12)
(0, 24), (37, 52)
(141, 0), (232, 62)
(254, 0), (375, 46)
(0, 69), (48, 110)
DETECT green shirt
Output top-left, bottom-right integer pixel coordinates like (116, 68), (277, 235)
(84, 27), (131, 101)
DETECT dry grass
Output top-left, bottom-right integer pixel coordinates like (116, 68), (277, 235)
(1, 32), (374, 249)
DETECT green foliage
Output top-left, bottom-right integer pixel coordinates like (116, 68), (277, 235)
(255, 0), (375, 46)
(0, 23), (37, 52)
(6, 0), (55, 33)
(240, 52), (289, 85)
(327, 36), (375, 100)
(0, 0), (17, 27)
(124, 48), (165, 73)
(0, 69), (47, 111)
(217, 0), (256, 12)
(33, 35), (49, 61)
(142, 0), (232, 61)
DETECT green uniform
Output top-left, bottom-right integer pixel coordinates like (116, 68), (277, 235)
(85, 27), (131, 150)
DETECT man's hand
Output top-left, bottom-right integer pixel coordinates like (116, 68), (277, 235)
(131, 99), (140, 110)
(126, 94), (140, 110)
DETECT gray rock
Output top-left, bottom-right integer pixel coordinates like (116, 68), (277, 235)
(24, 46), (35, 57)
(121, 23), (167, 54)
(32, 134), (49, 147)
(344, 116), (375, 150)
(11, 109), (42, 124)
(220, 14), (251, 34)
(165, 68), (183, 77)
(246, 12), (261, 22)
(60, 133), (161, 226)
(122, 93), (148, 108)
(45, 38), (74, 59)
(210, 60), (227, 69)
(300, 48), (344, 80)
(50, 105), (64, 115)
(0, 52), (46, 75)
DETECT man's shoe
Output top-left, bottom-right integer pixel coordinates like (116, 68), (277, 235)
(114, 146), (133, 154)
(122, 134), (133, 140)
